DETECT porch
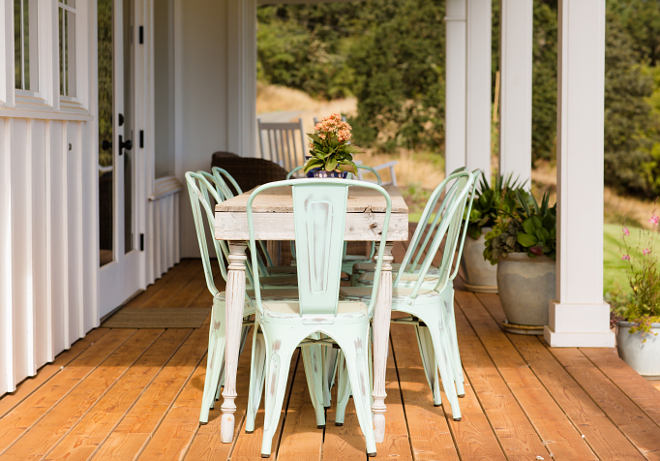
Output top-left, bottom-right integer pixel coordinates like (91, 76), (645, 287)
(1, 258), (658, 460)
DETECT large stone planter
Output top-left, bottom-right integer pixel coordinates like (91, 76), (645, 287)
(497, 253), (555, 333)
(460, 228), (498, 293)
(617, 322), (660, 377)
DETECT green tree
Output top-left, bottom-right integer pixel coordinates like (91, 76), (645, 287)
(348, 0), (446, 151)
(604, 10), (659, 197)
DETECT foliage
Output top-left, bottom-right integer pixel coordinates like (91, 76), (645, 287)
(465, 173), (525, 240)
(603, 9), (660, 198)
(347, 0), (446, 151)
(304, 113), (361, 174)
(618, 214), (660, 335)
(483, 191), (556, 264)
(531, 0), (558, 163)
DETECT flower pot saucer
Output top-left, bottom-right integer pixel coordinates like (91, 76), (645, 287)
(463, 282), (498, 294)
(501, 320), (544, 335)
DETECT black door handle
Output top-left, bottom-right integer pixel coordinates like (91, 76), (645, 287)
(101, 139), (112, 151)
(119, 135), (133, 156)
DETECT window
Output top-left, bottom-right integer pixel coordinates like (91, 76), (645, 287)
(59, 0), (76, 97)
(14, 0), (39, 91)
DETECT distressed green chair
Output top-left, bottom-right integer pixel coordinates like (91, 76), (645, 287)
(187, 171), (303, 425)
(340, 169), (475, 422)
(186, 172), (255, 424)
(244, 178), (392, 458)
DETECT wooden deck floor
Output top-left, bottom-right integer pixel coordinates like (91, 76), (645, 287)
(2, 258), (660, 460)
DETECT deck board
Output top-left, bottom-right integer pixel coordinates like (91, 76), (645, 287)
(2, 259), (659, 460)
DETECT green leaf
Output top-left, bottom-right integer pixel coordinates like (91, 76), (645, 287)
(517, 233), (538, 247)
(326, 158), (338, 171)
(307, 133), (322, 144)
(303, 158), (324, 174)
(522, 217), (536, 235)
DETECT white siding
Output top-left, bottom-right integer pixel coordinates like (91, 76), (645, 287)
(0, 116), (97, 395)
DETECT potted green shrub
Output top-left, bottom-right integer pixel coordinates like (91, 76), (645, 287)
(304, 113), (360, 178)
(460, 174), (524, 293)
(615, 217), (660, 376)
(483, 190), (556, 332)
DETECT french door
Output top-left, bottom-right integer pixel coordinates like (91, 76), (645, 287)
(98, 0), (143, 317)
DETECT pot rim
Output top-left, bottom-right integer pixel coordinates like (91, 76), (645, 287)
(618, 320), (660, 328)
(498, 252), (556, 263)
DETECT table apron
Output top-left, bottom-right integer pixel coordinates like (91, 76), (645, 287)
(215, 211), (408, 241)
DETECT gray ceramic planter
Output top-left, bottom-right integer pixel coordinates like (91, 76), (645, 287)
(460, 228), (498, 293)
(497, 253), (556, 326)
(617, 321), (660, 377)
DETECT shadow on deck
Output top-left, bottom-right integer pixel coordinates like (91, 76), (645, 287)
(1, 238), (659, 460)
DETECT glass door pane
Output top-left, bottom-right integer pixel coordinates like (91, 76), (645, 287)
(98, 0), (113, 266)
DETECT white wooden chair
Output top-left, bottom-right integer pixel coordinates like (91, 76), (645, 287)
(257, 118), (306, 172)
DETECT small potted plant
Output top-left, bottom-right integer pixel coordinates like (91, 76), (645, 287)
(304, 113), (360, 178)
(460, 173), (524, 293)
(615, 215), (660, 377)
(483, 190), (556, 333)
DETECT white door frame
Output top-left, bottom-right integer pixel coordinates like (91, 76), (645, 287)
(98, 0), (147, 318)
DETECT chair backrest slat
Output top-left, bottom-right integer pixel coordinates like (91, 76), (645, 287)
(257, 118), (306, 172)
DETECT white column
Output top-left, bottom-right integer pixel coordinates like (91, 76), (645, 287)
(544, 0), (614, 347)
(466, 0), (492, 180)
(444, 0), (467, 178)
(227, 0), (257, 158)
(499, 0), (533, 185)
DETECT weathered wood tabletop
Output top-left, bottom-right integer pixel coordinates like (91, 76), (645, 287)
(215, 185), (409, 241)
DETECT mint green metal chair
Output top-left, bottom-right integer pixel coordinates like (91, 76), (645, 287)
(186, 172), (254, 425)
(341, 170), (475, 421)
(187, 171), (302, 425)
(244, 178), (392, 457)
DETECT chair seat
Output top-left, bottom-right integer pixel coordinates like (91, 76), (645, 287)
(266, 265), (298, 274)
(357, 270), (439, 284)
(262, 274), (299, 287)
(263, 300), (367, 315)
(340, 286), (436, 302)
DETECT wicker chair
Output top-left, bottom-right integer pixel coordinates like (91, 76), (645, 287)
(211, 151), (288, 195)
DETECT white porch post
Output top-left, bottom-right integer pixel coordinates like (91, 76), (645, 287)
(227, 0), (258, 158)
(544, 0), (614, 347)
(466, 0), (491, 180)
(444, 0), (466, 177)
(499, 0), (532, 184)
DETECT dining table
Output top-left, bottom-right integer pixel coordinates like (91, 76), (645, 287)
(214, 184), (409, 444)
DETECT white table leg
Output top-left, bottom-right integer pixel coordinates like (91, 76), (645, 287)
(221, 242), (248, 443)
(372, 243), (393, 444)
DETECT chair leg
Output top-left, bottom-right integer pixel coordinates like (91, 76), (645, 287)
(246, 325), (267, 433)
(261, 334), (297, 458)
(334, 352), (351, 426)
(323, 346), (339, 408)
(446, 303), (465, 397)
(301, 342), (326, 428)
(200, 298), (226, 424)
(338, 332), (377, 456)
(415, 325), (442, 406)
(427, 321), (462, 421)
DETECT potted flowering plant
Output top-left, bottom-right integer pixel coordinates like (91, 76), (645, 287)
(460, 173), (524, 293)
(303, 113), (361, 178)
(616, 214), (660, 377)
(483, 190), (557, 332)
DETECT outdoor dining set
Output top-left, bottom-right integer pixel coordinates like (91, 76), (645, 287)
(185, 163), (479, 458)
